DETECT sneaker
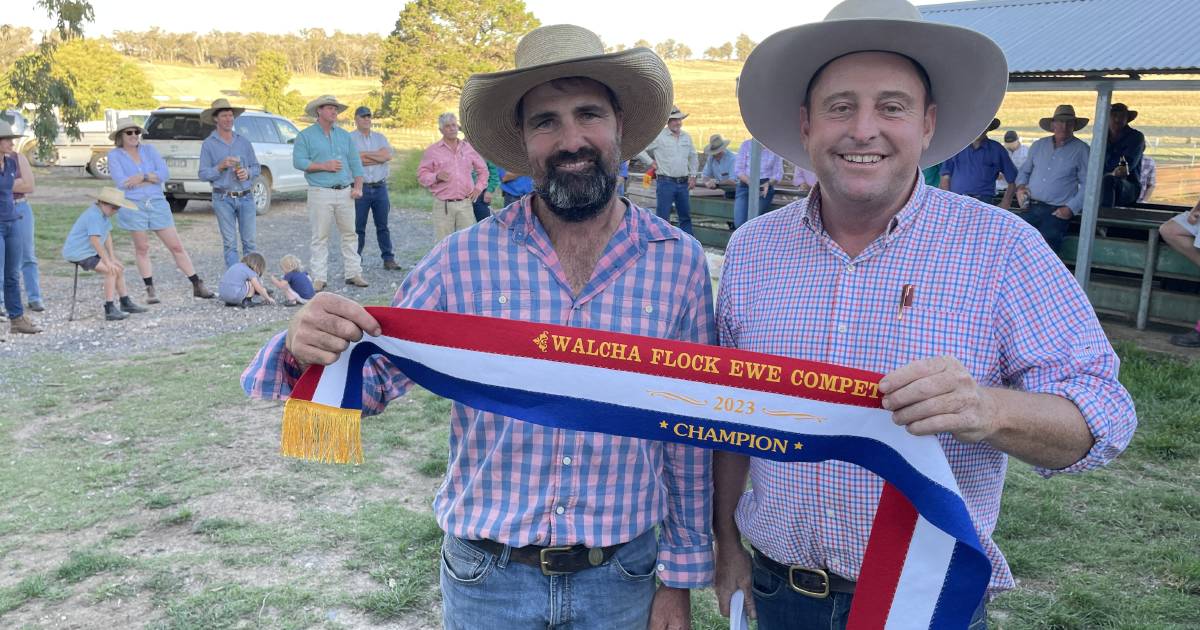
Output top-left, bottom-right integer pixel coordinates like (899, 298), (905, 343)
(119, 296), (148, 314)
(145, 285), (161, 304)
(27, 300), (45, 312)
(313, 281), (327, 292)
(383, 260), (401, 271)
(1168, 329), (1200, 348)
(192, 279), (215, 299)
(9, 315), (42, 334)
(345, 276), (369, 288)
(104, 303), (128, 321)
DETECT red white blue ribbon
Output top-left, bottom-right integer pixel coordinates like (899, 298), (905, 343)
(284, 307), (990, 629)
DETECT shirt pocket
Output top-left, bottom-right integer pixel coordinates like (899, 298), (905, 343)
(890, 305), (990, 375)
(586, 293), (674, 339)
(470, 290), (534, 321)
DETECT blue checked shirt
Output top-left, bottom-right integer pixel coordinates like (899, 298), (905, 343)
(718, 177), (1137, 594)
(244, 198), (717, 587)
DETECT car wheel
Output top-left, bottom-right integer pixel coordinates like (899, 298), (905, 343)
(167, 196), (188, 213)
(86, 153), (109, 178)
(22, 143), (57, 167)
(252, 173), (273, 215)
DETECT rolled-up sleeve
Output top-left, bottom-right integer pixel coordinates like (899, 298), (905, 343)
(198, 140), (220, 183)
(994, 229), (1137, 476)
(242, 137), (261, 180)
(292, 131), (312, 171)
(345, 132), (364, 179)
(416, 146), (439, 189)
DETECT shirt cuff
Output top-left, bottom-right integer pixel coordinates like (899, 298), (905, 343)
(655, 542), (714, 589)
(1032, 378), (1136, 477)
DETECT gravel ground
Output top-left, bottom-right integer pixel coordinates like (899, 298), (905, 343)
(0, 190), (436, 374)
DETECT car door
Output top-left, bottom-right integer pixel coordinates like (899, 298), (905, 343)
(269, 117), (306, 192)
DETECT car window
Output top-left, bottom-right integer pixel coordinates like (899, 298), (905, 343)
(236, 117), (280, 144)
(272, 118), (300, 144)
(144, 114), (212, 140)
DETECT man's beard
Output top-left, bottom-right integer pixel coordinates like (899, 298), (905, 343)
(534, 147), (618, 223)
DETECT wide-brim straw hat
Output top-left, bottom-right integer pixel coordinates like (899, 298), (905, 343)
(460, 24), (674, 174)
(705, 134), (731, 155)
(0, 120), (24, 140)
(1039, 104), (1089, 132)
(200, 98), (246, 125)
(92, 186), (137, 209)
(738, 0), (1008, 170)
(108, 117), (145, 141)
(305, 95), (349, 119)
(668, 106), (688, 120)
(1111, 102), (1138, 122)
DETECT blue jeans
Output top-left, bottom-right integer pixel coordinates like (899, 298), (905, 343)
(354, 183), (394, 261)
(655, 178), (693, 234)
(440, 528), (658, 629)
(1022, 200), (1072, 253)
(0, 220), (23, 319)
(14, 201), (40, 304)
(734, 180), (776, 228)
(750, 552), (988, 630)
(212, 193), (257, 269)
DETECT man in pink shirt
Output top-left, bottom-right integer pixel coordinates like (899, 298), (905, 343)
(417, 112), (488, 240)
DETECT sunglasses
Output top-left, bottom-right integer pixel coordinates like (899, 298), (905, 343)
(123, 129), (142, 136)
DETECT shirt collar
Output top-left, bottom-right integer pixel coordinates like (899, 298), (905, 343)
(495, 194), (678, 248)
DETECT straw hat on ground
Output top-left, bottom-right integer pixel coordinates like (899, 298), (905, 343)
(200, 98), (246, 125)
(460, 24), (673, 174)
(737, 0), (1009, 169)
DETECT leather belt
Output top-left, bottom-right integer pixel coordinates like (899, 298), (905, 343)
(215, 190), (250, 198)
(330, 184), (349, 190)
(364, 181), (387, 187)
(466, 538), (626, 576)
(442, 198), (466, 203)
(752, 548), (856, 598)
(660, 175), (690, 184)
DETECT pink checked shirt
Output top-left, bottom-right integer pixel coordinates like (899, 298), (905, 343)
(244, 197), (717, 588)
(717, 177), (1136, 594)
(416, 138), (488, 201)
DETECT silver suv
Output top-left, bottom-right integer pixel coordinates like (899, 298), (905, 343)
(141, 107), (308, 214)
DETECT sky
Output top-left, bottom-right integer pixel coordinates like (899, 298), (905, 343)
(7, 0), (943, 51)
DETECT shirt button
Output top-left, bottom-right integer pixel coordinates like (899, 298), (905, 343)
(562, 456), (572, 466)
(498, 295), (508, 304)
(644, 304), (654, 314)
(656, 563), (666, 572)
(837, 324), (848, 334)
(846, 264), (856, 273)
(826, 509), (836, 518)
(555, 506), (566, 515)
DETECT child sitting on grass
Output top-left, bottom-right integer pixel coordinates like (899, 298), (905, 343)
(218, 252), (275, 308)
(268, 254), (315, 307)
(61, 187), (150, 321)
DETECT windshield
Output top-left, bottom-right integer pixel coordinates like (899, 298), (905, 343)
(143, 114), (213, 141)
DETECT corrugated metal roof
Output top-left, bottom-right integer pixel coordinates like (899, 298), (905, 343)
(919, 0), (1200, 76)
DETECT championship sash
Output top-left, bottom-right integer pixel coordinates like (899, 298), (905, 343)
(283, 307), (990, 629)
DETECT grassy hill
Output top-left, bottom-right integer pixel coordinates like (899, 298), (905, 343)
(136, 61), (380, 110)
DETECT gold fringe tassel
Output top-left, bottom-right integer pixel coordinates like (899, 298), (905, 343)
(281, 398), (364, 464)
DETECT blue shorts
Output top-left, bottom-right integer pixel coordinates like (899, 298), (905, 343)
(116, 197), (175, 232)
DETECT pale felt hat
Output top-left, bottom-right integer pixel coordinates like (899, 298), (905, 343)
(304, 95), (349, 119)
(92, 186), (137, 209)
(1039, 104), (1089, 132)
(667, 106), (688, 120)
(460, 24), (674, 174)
(200, 98), (246, 125)
(108, 117), (145, 141)
(737, 0), (1009, 170)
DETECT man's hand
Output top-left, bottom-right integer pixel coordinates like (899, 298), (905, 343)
(220, 156), (238, 170)
(144, 172), (159, 184)
(648, 585), (691, 630)
(703, 179), (717, 189)
(324, 159), (343, 172)
(483, 191), (492, 204)
(759, 182), (770, 197)
(1187, 207), (1200, 225)
(687, 176), (696, 191)
(714, 540), (755, 620)
(235, 167), (249, 182)
(879, 355), (999, 444)
(351, 185), (363, 200)
(285, 293), (382, 368)
(435, 170), (451, 183)
(1053, 206), (1073, 220)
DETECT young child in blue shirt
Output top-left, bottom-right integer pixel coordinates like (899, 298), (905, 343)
(218, 252), (275, 307)
(268, 254), (315, 306)
(61, 187), (149, 321)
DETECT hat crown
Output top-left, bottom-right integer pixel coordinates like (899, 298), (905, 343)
(1053, 104), (1077, 118)
(210, 98), (234, 109)
(514, 25), (605, 70)
(709, 134), (723, 145)
(826, 0), (922, 21)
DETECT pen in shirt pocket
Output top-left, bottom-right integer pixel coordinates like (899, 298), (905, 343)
(897, 284), (915, 320)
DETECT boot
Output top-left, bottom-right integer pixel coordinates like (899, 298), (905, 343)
(9, 315), (42, 334)
(1169, 329), (1200, 348)
(145, 285), (161, 304)
(104, 302), (128, 321)
(27, 300), (45, 312)
(119, 296), (148, 314)
(192, 278), (214, 299)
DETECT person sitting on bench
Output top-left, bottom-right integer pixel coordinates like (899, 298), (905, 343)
(62, 187), (149, 321)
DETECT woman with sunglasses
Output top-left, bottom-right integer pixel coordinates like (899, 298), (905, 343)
(107, 118), (213, 303)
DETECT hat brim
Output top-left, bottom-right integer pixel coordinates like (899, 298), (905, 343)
(92, 192), (137, 209)
(108, 123), (146, 141)
(0, 134), (23, 140)
(705, 140), (731, 155)
(460, 48), (673, 174)
(987, 118), (1001, 132)
(304, 101), (349, 118)
(200, 106), (246, 125)
(1039, 116), (1089, 132)
(738, 18), (1008, 170)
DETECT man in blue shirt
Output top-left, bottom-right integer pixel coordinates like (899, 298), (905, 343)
(1100, 103), (1145, 208)
(701, 134), (736, 190)
(1015, 104), (1091, 253)
(293, 95), (366, 291)
(496, 166), (534, 207)
(198, 98), (261, 269)
(939, 117), (1016, 208)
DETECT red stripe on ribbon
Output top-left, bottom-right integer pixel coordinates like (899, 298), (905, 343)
(291, 363), (324, 400)
(848, 482), (920, 629)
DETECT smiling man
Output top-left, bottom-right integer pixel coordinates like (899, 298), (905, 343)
(713, 1), (1137, 628)
(245, 24), (714, 630)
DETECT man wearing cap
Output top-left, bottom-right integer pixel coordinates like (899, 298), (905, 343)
(351, 106), (398, 271)
(939, 118), (1016, 207)
(198, 98), (261, 269)
(293, 95), (367, 292)
(246, 25), (712, 630)
(1014, 104), (1091, 252)
(715, 1), (1136, 627)
(732, 139), (784, 228)
(701, 134), (736, 189)
(417, 113), (488, 240)
(636, 106), (699, 234)
(995, 130), (1028, 203)
(1100, 103), (1146, 208)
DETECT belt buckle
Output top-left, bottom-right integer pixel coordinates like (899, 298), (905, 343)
(788, 566), (830, 598)
(539, 545), (575, 576)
